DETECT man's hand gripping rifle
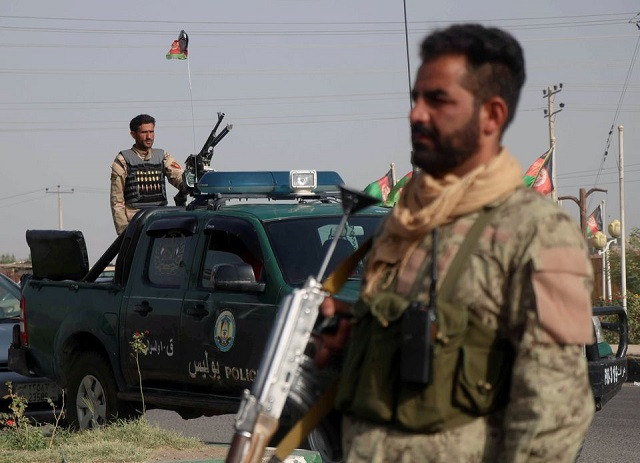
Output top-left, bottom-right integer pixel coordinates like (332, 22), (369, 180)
(177, 112), (233, 205)
(225, 186), (378, 463)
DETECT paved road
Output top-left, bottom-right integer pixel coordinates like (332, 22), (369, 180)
(147, 383), (640, 461)
(578, 382), (640, 462)
(146, 409), (235, 445)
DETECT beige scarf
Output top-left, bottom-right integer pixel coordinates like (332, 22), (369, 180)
(362, 148), (524, 301)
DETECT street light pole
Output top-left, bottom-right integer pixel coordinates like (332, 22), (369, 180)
(558, 187), (607, 239)
(596, 238), (618, 302)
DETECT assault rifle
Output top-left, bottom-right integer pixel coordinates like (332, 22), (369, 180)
(183, 112), (233, 190)
(225, 186), (378, 463)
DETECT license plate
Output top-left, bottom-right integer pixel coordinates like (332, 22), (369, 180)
(14, 383), (61, 403)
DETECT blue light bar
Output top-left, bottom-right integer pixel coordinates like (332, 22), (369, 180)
(196, 171), (343, 197)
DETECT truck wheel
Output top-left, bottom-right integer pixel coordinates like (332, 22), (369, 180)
(66, 352), (134, 430)
(282, 355), (343, 463)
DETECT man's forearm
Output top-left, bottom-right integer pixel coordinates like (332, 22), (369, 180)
(504, 320), (594, 462)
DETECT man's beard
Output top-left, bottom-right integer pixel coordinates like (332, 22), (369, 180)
(410, 110), (480, 178)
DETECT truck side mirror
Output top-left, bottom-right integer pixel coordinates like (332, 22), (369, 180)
(212, 263), (266, 293)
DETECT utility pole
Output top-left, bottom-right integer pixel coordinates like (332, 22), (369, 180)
(543, 84), (564, 203)
(558, 187), (606, 239)
(618, 125), (627, 311)
(601, 199), (609, 300)
(46, 185), (74, 230)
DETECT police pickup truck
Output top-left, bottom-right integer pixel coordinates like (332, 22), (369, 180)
(9, 170), (385, 462)
(8, 169), (628, 460)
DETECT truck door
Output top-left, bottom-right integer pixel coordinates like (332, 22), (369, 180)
(122, 216), (197, 389)
(180, 216), (277, 396)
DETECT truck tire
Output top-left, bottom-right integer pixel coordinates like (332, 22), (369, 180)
(282, 355), (343, 463)
(65, 352), (135, 430)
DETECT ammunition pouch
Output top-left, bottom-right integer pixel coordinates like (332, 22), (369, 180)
(336, 296), (512, 432)
(121, 149), (168, 208)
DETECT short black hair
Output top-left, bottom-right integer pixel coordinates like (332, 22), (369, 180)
(130, 114), (156, 132)
(420, 24), (526, 130)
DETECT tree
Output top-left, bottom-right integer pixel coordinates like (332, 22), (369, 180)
(609, 227), (640, 296)
(0, 253), (16, 264)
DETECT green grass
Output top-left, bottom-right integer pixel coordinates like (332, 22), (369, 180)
(0, 417), (203, 463)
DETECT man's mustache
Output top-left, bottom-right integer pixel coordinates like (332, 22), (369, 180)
(411, 123), (437, 139)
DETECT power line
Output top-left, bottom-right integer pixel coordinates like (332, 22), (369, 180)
(0, 189), (45, 202)
(0, 193), (47, 209)
(0, 87), (638, 112)
(0, 14), (636, 37)
(601, 24), (640, 162)
(561, 177), (640, 189)
(0, 114), (408, 133)
(0, 91), (407, 106)
(0, 11), (635, 26)
(4, 33), (640, 51)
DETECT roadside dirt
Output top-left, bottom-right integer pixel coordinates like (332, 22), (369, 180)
(146, 446), (228, 462)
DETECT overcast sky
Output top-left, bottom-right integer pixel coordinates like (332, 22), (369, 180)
(1, 1), (639, 262)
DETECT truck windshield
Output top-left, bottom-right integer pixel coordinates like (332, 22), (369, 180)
(0, 275), (20, 321)
(265, 215), (383, 286)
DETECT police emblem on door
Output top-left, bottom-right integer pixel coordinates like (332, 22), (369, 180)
(214, 310), (235, 352)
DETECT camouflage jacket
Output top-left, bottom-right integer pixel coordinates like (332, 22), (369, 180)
(342, 186), (595, 463)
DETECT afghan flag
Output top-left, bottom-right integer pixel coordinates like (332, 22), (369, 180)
(166, 30), (189, 60)
(523, 146), (554, 195)
(384, 171), (413, 207)
(586, 205), (603, 238)
(364, 169), (394, 202)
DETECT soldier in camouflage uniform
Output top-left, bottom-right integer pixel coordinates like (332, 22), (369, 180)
(110, 114), (185, 234)
(317, 24), (594, 462)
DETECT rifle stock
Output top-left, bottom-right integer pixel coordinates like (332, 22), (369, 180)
(227, 412), (279, 463)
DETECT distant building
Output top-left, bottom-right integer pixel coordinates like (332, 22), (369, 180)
(0, 262), (32, 283)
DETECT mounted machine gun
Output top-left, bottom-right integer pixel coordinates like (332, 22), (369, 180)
(182, 112), (233, 192)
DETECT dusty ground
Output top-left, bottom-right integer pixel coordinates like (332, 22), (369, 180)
(145, 446), (311, 463)
(147, 445), (228, 462)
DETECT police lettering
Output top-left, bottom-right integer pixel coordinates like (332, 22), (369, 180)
(604, 365), (625, 385)
(225, 366), (257, 382)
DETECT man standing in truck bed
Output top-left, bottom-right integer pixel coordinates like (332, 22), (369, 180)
(318, 23), (595, 462)
(110, 114), (186, 234)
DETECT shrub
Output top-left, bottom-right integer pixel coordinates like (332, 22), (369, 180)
(596, 292), (640, 345)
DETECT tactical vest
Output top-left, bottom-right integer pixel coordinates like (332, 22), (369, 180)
(121, 149), (167, 208)
(335, 207), (514, 433)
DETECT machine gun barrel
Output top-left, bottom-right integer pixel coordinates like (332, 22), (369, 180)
(182, 113), (233, 190)
(207, 124), (232, 159)
(198, 112), (225, 157)
(211, 111), (225, 138)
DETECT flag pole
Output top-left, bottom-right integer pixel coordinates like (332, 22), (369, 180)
(391, 163), (397, 186)
(187, 58), (196, 153)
